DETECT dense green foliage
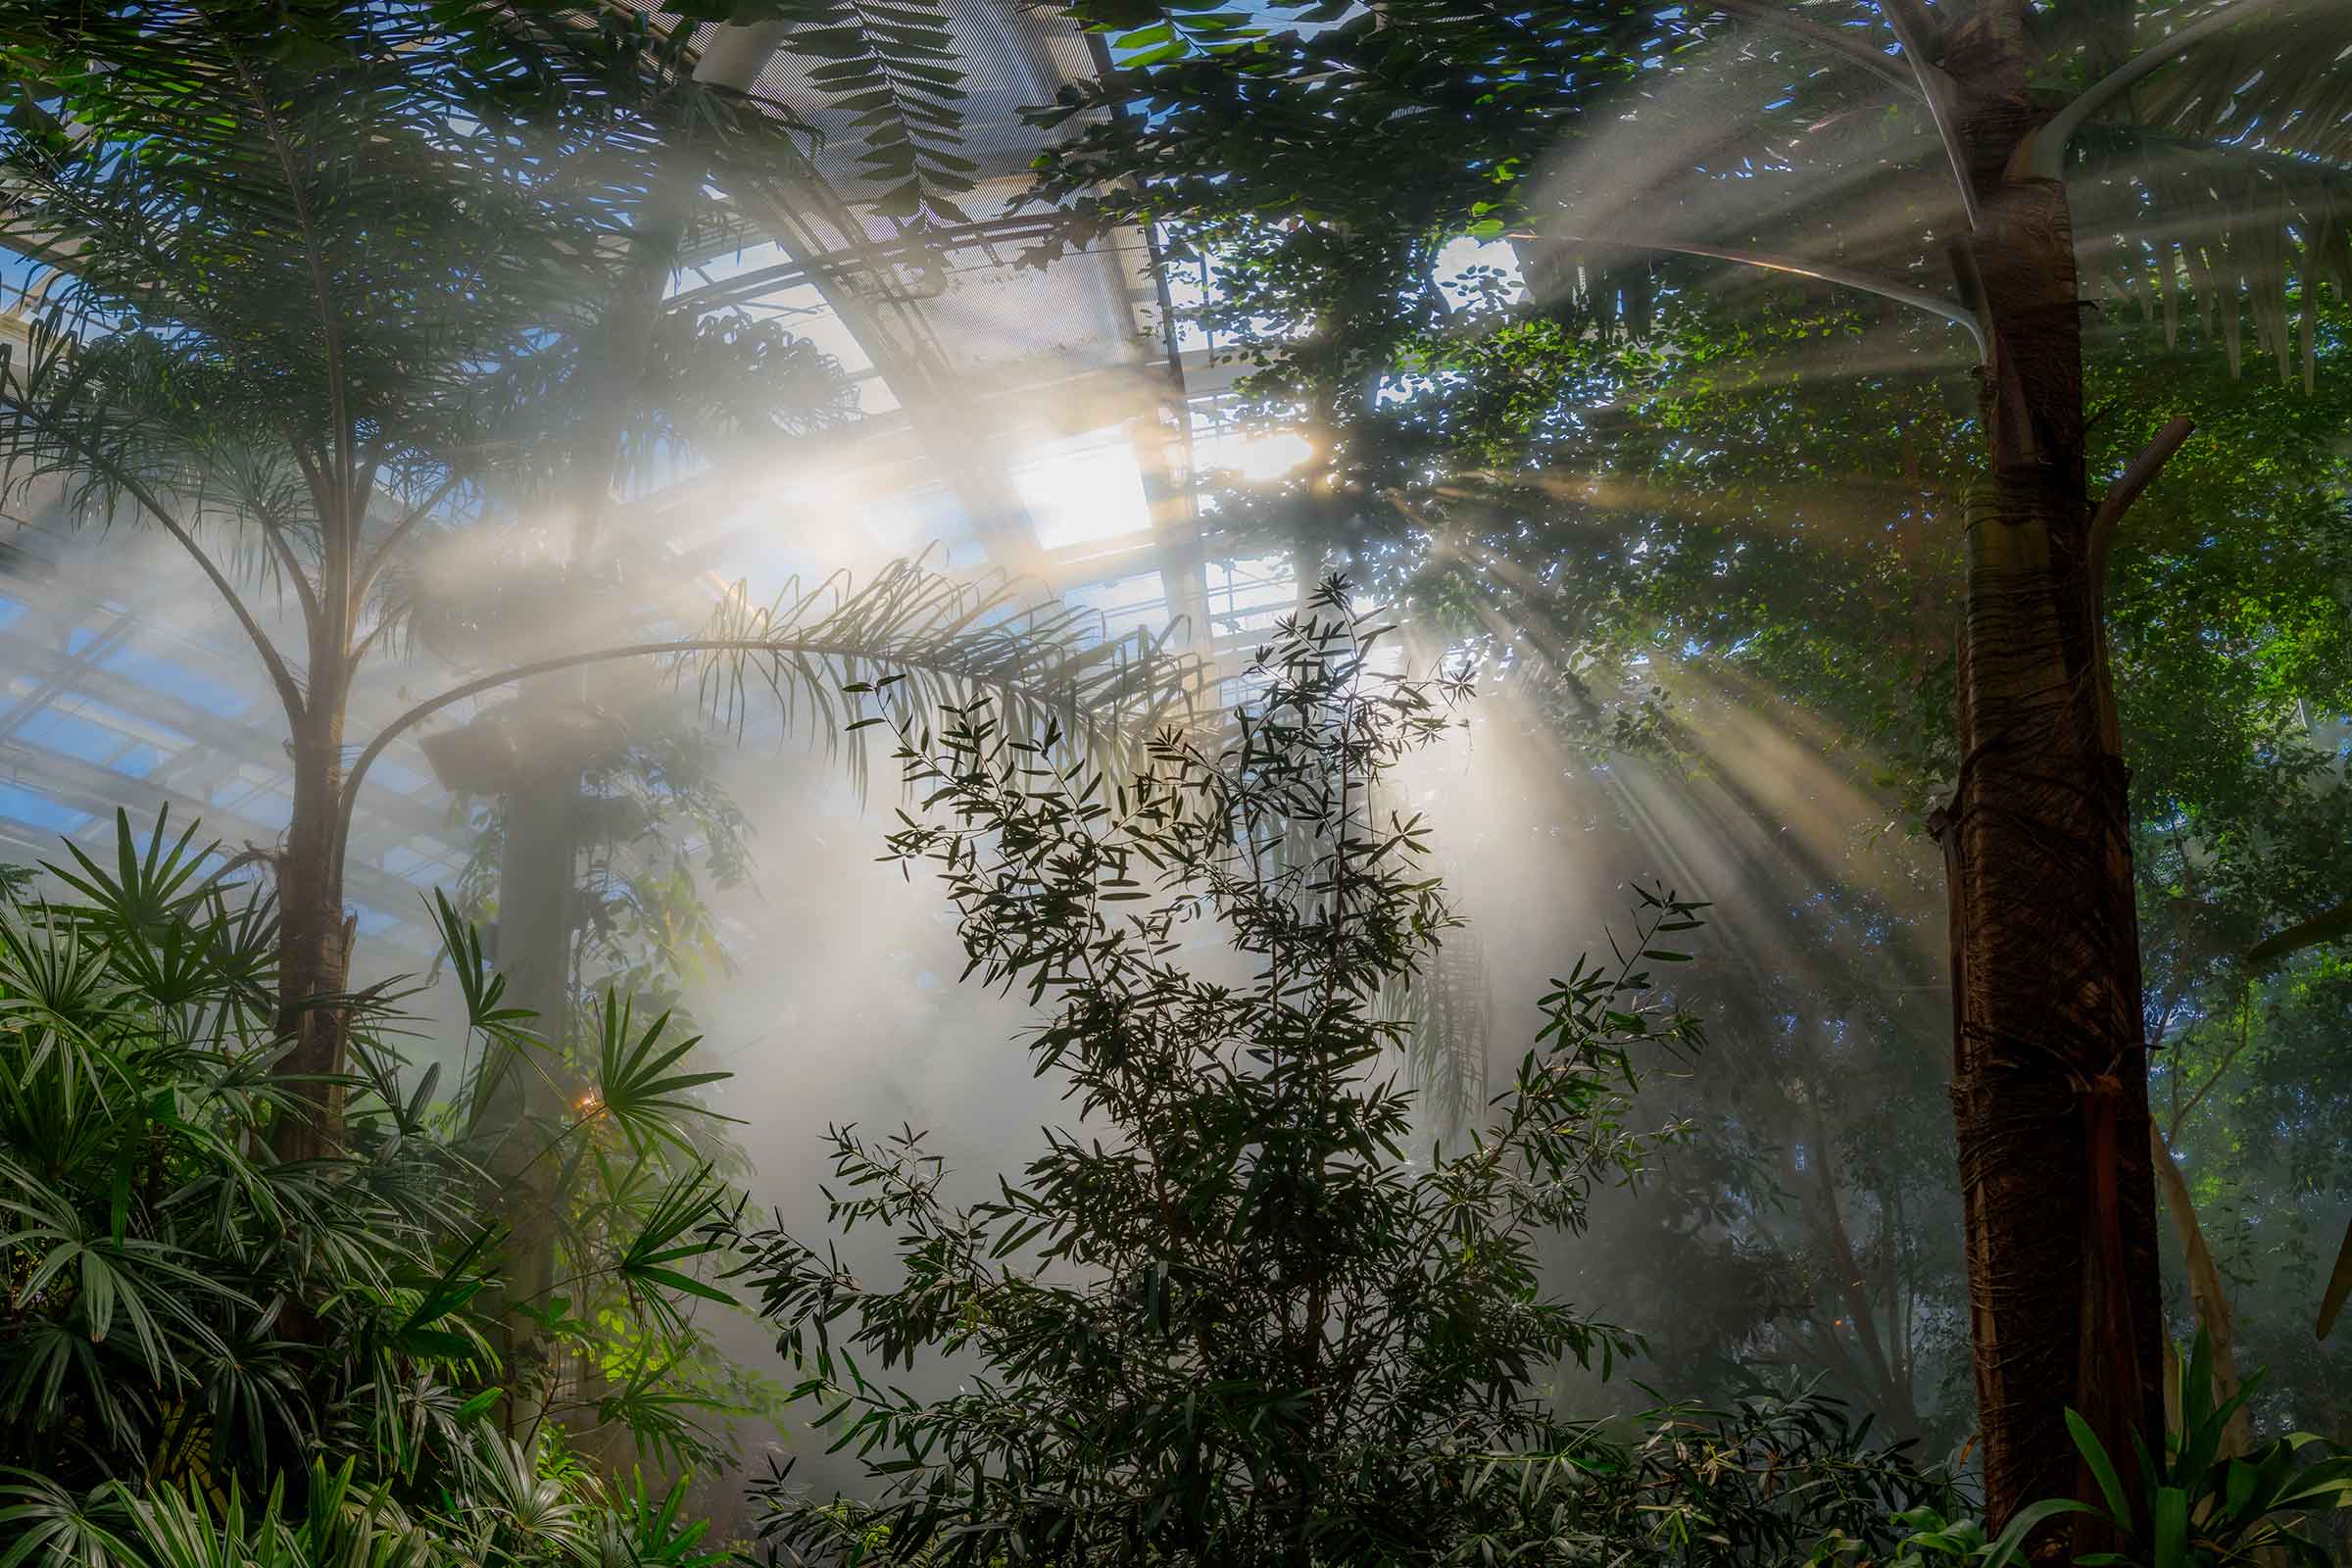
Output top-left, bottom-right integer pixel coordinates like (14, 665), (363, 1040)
(0, 0), (1196, 1151)
(0, 812), (750, 1554)
(2, 1446), (732, 1568)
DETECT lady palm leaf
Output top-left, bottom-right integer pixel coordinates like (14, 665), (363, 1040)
(0, 1319), (153, 1466)
(456, 1427), (595, 1562)
(584, 993), (733, 1160)
(0, 810), (757, 1494)
(583, 1353), (744, 1483)
(379, 1228), (498, 1365)
(612, 1164), (738, 1336)
(0, 906), (133, 1122)
(592, 1469), (730, 1568)
(41, 808), (216, 939)
(116, 1477), (258, 1568)
(335, 1367), (486, 1492)
(0, 1160), (251, 1385)
(0, 1460), (460, 1568)
(0, 1471), (139, 1568)
(187, 1302), (309, 1489)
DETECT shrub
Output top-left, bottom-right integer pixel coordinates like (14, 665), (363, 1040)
(727, 583), (1945, 1564)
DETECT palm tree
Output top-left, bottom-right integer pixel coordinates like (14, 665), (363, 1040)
(1024, 0), (2348, 1544)
(1571, 6), (2347, 1540)
(0, 2), (1193, 1164)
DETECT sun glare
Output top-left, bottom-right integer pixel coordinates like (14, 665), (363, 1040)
(1204, 429), (1315, 484)
(1013, 434), (1154, 552)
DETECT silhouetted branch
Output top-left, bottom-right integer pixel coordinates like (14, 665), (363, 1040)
(2246, 899), (2352, 976)
(1515, 228), (1984, 354)
(2020, 0), (2300, 180)
(2088, 415), (2195, 605)
(1878, 0), (1977, 230)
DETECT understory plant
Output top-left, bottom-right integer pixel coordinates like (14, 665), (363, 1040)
(1809, 1335), (2352, 1568)
(0, 1437), (732, 1568)
(727, 580), (1962, 1564)
(2020, 1333), (2351, 1567)
(0, 809), (751, 1544)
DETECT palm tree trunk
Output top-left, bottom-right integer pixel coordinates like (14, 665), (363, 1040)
(486, 773), (577, 1434)
(1933, 6), (2166, 1550)
(270, 705), (355, 1165)
(471, 79), (698, 1432)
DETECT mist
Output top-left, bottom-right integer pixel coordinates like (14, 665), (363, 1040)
(2, 2), (2348, 1561)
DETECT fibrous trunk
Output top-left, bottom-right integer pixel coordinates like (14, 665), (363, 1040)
(1936, 7), (2166, 1550)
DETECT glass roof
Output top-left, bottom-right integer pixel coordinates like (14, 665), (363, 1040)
(0, 10), (1299, 955)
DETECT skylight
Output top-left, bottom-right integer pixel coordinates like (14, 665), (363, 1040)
(1013, 433), (1153, 553)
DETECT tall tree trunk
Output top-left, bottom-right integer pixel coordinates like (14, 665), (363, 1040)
(2152, 1124), (2252, 1455)
(485, 771), (578, 1434)
(469, 37), (711, 1431)
(1806, 1099), (1919, 1439)
(271, 705), (355, 1165)
(1932, 6), (2166, 1551)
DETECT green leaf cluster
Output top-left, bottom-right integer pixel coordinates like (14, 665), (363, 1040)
(0, 809), (763, 1537)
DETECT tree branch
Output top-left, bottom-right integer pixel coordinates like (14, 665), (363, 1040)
(2320, 1217), (2352, 1341)
(353, 469), (462, 609)
(2087, 415), (2194, 605)
(2152, 1122), (2253, 1453)
(349, 432), (386, 525)
(332, 627), (1179, 888)
(1694, 2), (1921, 98)
(1877, 0), (1978, 230)
(1804, 1102), (1901, 1412)
(2018, 0), (2299, 180)
(340, 616), (398, 702)
(253, 506), (323, 637)
(1513, 228), (1984, 354)
(2167, 993), (2251, 1143)
(2246, 899), (2352, 975)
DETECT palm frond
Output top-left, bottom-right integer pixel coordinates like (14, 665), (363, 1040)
(2038, 1), (2352, 385)
(683, 550), (1204, 785)
(587, 994), (734, 1159)
(0, 1470), (138, 1568)
(355, 549), (1204, 834)
(680, 0), (975, 226)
